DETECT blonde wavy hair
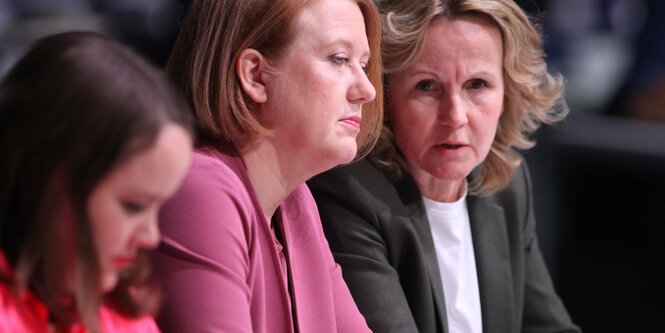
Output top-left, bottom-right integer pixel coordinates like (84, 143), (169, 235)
(370, 0), (568, 194)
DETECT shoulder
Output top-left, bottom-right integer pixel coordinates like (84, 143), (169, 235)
(495, 159), (531, 203)
(479, 158), (534, 231)
(154, 147), (261, 299)
(309, 159), (398, 205)
(310, 159), (387, 187)
(166, 147), (254, 213)
(158, 146), (258, 243)
(308, 159), (414, 234)
(182, 147), (248, 195)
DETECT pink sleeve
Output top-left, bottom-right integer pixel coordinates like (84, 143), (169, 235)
(152, 152), (255, 333)
(330, 262), (373, 332)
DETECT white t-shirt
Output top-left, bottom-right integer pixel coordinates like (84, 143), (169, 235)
(422, 188), (483, 333)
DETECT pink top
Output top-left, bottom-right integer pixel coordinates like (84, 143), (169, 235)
(152, 143), (370, 333)
(0, 252), (159, 333)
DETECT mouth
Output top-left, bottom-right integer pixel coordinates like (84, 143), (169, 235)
(435, 142), (467, 150)
(112, 255), (136, 269)
(339, 116), (361, 130)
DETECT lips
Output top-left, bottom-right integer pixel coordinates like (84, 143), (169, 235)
(112, 256), (136, 269)
(340, 116), (361, 130)
(438, 143), (464, 149)
(434, 141), (468, 151)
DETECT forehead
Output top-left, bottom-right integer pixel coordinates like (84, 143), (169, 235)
(293, 0), (366, 42)
(390, 14), (503, 82)
(96, 126), (190, 196)
(410, 15), (503, 71)
(426, 15), (503, 56)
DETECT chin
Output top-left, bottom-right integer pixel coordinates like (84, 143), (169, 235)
(315, 150), (355, 176)
(427, 165), (472, 182)
(101, 274), (118, 293)
(336, 145), (359, 165)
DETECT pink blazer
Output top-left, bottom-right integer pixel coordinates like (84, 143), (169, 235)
(152, 142), (370, 332)
(0, 252), (159, 333)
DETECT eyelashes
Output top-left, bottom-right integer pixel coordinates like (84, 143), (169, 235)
(330, 54), (349, 66)
(467, 79), (488, 89)
(414, 79), (490, 93)
(121, 200), (147, 215)
(329, 54), (368, 74)
(416, 80), (436, 92)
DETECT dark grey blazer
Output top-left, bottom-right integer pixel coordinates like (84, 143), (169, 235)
(308, 159), (579, 333)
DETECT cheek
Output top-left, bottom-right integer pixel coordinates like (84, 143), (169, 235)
(472, 107), (502, 155)
(92, 219), (118, 260)
(392, 104), (431, 156)
(88, 201), (126, 260)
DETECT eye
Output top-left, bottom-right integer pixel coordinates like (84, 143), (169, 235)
(121, 200), (146, 215)
(415, 80), (436, 92)
(467, 79), (487, 89)
(360, 62), (369, 74)
(330, 54), (349, 66)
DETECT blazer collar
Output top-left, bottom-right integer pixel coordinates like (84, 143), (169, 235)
(395, 175), (449, 332)
(467, 194), (516, 333)
(395, 172), (516, 333)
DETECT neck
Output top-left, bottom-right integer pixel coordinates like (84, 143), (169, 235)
(237, 137), (313, 221)
(412, 171), (465, 203)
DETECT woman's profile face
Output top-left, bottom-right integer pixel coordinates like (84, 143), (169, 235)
(261, 0), (376, 171)
(87, 124), (191, 292)
(388, 15), (504, 201)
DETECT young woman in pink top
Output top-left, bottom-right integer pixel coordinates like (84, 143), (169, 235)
(151, 0), (382, 331)
(0, 32), (193, 332)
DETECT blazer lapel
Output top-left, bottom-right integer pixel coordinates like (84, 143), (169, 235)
(395, 176), (449, 333)
(467, 195), (516, 333)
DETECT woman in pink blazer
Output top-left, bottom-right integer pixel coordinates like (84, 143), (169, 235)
(151, 0), (384, 332)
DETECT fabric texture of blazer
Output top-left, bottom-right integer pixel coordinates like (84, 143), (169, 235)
(309, 158), (580, 333)
(152, 142), (370, 333)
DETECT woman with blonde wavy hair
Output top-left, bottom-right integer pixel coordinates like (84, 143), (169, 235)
(310, 0), (580, 332)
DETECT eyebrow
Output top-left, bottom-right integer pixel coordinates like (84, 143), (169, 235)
(408, 68), (500, 79)
(321, 38), (371, 59)
(124, 190), (162, 202)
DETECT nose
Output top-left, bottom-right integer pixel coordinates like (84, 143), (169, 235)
(347, 65), (376, 105)
(135, 213), (160, 250)
(438, 91), (468, 128)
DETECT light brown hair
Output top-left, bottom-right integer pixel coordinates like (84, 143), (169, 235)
(371, 0), (568, 194)
(167, 0), (383, 158)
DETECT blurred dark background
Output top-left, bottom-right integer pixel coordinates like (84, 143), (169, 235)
(0, 1), (663, 332)
(515, 1), (665, 332)
(0, 0), (185, 72)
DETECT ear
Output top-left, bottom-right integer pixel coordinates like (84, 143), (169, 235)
(236, 48), (268, 103)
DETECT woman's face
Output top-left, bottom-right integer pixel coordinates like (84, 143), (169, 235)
(87, 124), (191, 292)
(262, 0), (376, 173)
(389, 15), (504, 201)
